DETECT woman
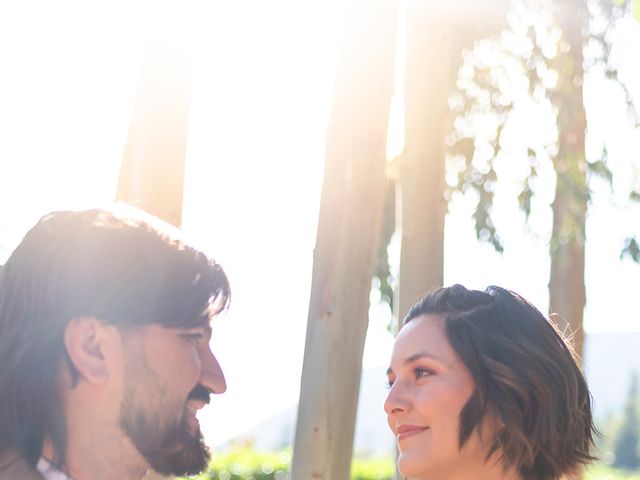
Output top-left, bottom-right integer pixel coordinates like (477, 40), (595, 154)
(384, 284), (596, 480)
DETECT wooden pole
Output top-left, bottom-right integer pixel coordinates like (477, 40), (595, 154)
(549, 0), (588, 363)
(396, 2), (450, 324)
(290, 1), (398, 478)
(116, 40), (191, 228)
(393, 4), (510, 478)
(116, 40), (191, 480)
(395, 0), (511, 325)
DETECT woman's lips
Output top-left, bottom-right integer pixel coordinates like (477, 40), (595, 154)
(396, 425), (429, 441)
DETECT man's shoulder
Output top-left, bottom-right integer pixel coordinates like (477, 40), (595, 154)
(0, 451), (45, 480)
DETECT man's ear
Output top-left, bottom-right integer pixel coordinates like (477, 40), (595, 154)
(64, 317), (115, 385)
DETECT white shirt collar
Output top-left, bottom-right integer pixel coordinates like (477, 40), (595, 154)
(36, 457), (72, 480)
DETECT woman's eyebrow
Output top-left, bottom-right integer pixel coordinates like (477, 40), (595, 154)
(386, 351), (444, 376)
(404, 352), (442, 365)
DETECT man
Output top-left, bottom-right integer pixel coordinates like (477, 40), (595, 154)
(0, 206), (230, 480)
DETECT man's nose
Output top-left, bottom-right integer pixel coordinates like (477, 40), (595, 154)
(200, 349), (227, 394)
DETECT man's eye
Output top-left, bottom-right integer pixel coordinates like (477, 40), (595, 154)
(181, 333), (203, 344)
(385, 379), (395, 390)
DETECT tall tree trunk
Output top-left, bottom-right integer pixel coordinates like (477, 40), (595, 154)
(396, 3), (450, 325)
(395, 0), (511, 326)
(393, 5), (510, 479)
(549, 4), (587, 470)
(116, 40), (191, 228)
(549, 0), (588, 363)
(117, 41), (191, 480)
(290, 1), (398, 478)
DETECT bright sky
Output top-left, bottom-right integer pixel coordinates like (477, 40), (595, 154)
(0, 0), (639, 448)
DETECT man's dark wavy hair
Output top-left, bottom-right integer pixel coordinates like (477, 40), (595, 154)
(0, 206), (230, 469)
(403, 284), (596, 480)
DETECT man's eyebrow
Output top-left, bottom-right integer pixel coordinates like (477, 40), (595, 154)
(187, 318), (212, 336)
(197, 324), (212, 336)
(193, 313), (212, 328)
(386, 351), (443, 376)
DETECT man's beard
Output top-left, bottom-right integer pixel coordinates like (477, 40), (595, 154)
(119, 386), (211, 476)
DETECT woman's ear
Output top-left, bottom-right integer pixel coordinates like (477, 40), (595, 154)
(64, 317), (114, 385)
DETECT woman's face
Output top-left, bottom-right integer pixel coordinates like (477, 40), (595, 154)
(384, 314), (500, 480)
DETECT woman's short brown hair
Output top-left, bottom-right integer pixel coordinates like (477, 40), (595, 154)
(403, 284), (596, 480)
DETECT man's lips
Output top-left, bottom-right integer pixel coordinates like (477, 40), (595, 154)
(188, 400), (208, 412)
(395, 424), (429, 441)
(186, 401), (206, 434)
(186, 400), (207, 423)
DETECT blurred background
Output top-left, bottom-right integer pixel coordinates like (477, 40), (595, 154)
(0, 0), (639, 478)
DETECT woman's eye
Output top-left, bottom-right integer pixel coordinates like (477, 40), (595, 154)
(415, 368), (433, 379)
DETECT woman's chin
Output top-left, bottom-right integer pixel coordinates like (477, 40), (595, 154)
(398, 453), (430, 479)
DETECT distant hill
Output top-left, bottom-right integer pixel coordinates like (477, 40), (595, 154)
(220, 366), (395, 456)
(584, 331), (640, 420)
(223, 331), (640, 457)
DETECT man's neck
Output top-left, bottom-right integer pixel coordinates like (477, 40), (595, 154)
(42, 426), (148, 480)
(50, 379), (154, 480)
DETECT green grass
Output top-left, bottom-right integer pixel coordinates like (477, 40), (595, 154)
(585, 464), (640, 479)
(180, 449), (640, 480)
(181, 447), (392, 479)
(193, 448), (290, 479)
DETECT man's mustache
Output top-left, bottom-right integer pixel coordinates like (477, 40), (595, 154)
(187, 384), (211, 404)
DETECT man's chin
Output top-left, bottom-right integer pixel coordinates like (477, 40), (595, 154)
(146, 428), (211, 477)
(121, 409), (210, 476)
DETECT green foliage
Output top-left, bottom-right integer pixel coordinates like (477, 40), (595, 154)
(447, 0), (560, 252)
(372, 179), (396, 313)
(621, 237), (640, 262)
(588, 157), (614, 187)
(350, 457), (394, 480)
(181, 448), (394, 480)
(187, 448), (291, 480)
(180, 447), (640, 479)
(613, 372), (640, 469)
(586, 463), (640, 478)
(593, 1), (640, 128)
(447, 0), (639, 260)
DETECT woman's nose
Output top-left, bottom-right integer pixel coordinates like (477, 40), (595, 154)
(384, 382), (409, 416)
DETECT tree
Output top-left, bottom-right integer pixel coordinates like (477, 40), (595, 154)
(290, 1), (398, 478)
(448, 0), (614, 359)
(613, 371), (640, 469)
(590, 0), (640, 263)
(116, 39), (191, 228)
(376, 0), (511, 330)
(394, 1), (452, 325)
(549, 0), (589, 360)
(116, 38), (191, 480)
